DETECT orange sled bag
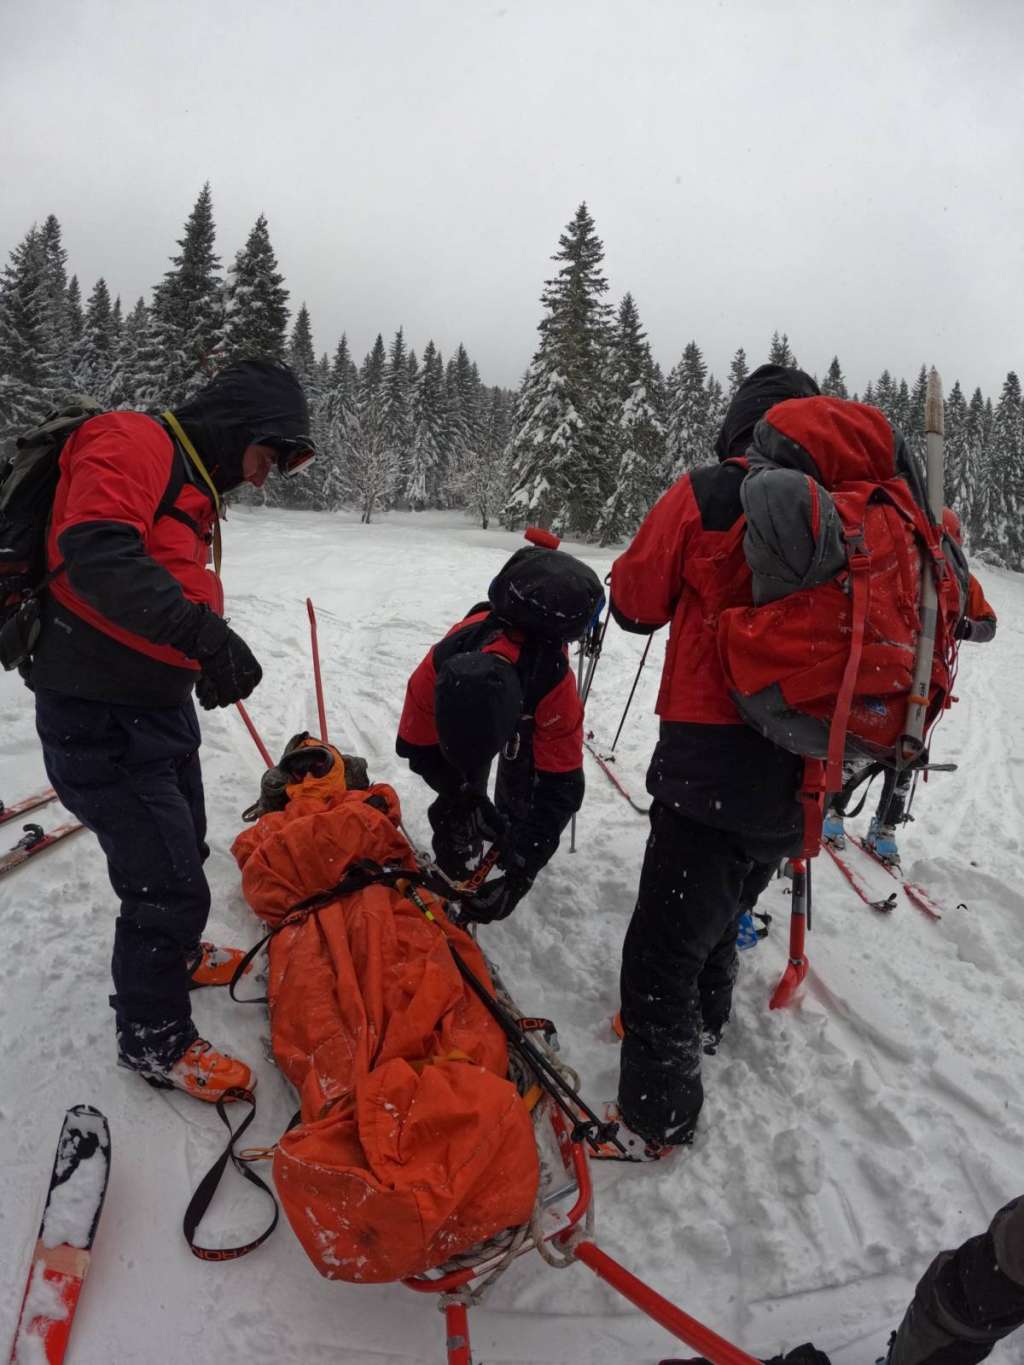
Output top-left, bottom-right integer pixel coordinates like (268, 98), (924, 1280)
(232, 782), (539, 1282)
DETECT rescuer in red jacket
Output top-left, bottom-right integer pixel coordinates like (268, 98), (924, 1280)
(397, 544), (602, 922)
(606, 364), (821, 1159)
(28, 359), (316, 1102)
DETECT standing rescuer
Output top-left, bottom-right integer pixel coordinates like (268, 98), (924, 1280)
(605, 364), (820, 1160)
(23, 358), (316, 1102)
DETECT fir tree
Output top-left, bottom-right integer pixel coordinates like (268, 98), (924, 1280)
(504, 203), (614, 534)
(974, 372), (1024, 568)
(906, 364), (928, 462)
(942, 381), (969, 515)
(66, 275), (84, 346)
(107, 297), (149, 408)
(726, 347), (749, 399)
(445, 344), (483, 505)
(0, 225), (55, 438)
(73, 277), (117, 402)
(458, 385), (512, 529)
(598, 293), (667, 542)
(961, 387), (989, 542)
(381, 327), (413, 503)
(342, 334), (397, 522)
(821, 356), (848, 398)
(320, 334), (358, 510)
(665, 341), (711, 476)
(406, 339), (448, 510)
(220, 212), (289, 363)
(139, 183), (222, 404)
(768, 331), (797, 367)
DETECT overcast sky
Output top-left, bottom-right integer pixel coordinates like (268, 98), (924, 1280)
(3, 0), (1021, 398)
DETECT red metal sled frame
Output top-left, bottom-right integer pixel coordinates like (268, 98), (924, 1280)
(404, 1107), (760, 1365)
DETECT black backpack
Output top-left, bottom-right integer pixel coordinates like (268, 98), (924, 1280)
(0, 402), (186, 670)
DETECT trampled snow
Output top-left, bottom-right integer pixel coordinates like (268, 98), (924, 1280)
(1, 509), (1022, 1364)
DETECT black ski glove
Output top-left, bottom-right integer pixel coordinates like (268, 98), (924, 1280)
(460, 870), (533, 924)
(187, 608), (262, 710)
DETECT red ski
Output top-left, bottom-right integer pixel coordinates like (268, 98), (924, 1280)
(583, 737), (650, 815)
(850, 836), (943, 922)
(0, 789), (56, 828)
(824, 841), (898, 913)
(9, 1105), (111, 1365)
(0, 822), (84, 877)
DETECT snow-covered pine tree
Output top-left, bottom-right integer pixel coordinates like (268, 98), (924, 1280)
(873, 370), (897, 425)
(892, 379), (911, 437)
(504, 202), (614, 535)
(219, 212), (289, 364)
(906, 364), (928, 463)
(665, 341), (711, 478)
(38, 215), (74, 396)
(445, 344), (484, 507)
(138, 184), (222, 405)
(319, 334), (358, 510)
(942, 380), (969, 515)
(597, 292), (667, 544)
(275, 303), (323, 508)
(341, 334), (398, 522)
(381, 328), (413, 504)
(107, 298), (149, 409)
(726, 347), (749, 399)
(973, 371), (1024, 568)
(821, 356), (848, 398)
(458, 385), (512, 529)
(768, 331), (797, 367)
(962, 387), (989, 543)
(0, 225), (55, 440)
(66, 275), (84, 348)
(406, 339), (447, 510)
(706, 374), (727, 433)
(72, 277), (117, 403)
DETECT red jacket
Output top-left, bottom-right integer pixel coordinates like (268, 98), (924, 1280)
(31, 412), (222, 706)
(398, 611), (583, 773)
(610, 464), (753, 725)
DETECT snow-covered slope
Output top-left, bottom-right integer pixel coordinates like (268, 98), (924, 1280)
(2, 509), (1022, 1365)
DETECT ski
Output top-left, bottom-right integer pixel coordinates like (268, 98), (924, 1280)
(825, 841), (898, 913)
(0, 788), (57, 828)
(9, 1105), (111, 1365)
(583, 736), (650, 815)
(0, 822), (84, 877)
(850, 836), (943, 922)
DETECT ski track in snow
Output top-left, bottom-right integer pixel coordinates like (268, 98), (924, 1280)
(2, 509), (1023, 1365)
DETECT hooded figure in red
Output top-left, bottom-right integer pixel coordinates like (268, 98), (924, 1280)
(606, 364), (823, 1156)
(27, 359), (316, 1102)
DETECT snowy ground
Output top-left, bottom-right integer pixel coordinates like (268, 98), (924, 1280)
(2, 509), (1023, 1365)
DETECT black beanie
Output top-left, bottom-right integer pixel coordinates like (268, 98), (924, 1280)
(435, 653), (523, 778)
(715, 364), (820, 461)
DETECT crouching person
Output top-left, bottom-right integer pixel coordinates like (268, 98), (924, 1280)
(396, 541), (602, 923)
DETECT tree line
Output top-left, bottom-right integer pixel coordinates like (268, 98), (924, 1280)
(1, 190), (1021, 565)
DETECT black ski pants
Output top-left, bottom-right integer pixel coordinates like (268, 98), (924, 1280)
(890, 1195), (1024, 1365)
(35, 689), (210, 1067)
(618, 802), (776, 1145)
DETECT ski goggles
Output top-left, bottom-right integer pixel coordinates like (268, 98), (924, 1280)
(259, 435), (318, 478)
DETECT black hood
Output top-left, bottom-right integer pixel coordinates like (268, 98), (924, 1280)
(715, 364), (820, 461)
(167, 359), (312, 493)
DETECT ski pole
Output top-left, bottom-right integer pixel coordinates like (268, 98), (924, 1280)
(306, 597), (329, 743)
(235, 701), (273, 767)
(569, 636), (587, 853)
(610, 634), (653, 752)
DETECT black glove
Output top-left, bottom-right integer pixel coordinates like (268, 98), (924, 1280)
(955, 617), (973, 641)
(460, 871), (533, 924)
(187, 608), (262, 710)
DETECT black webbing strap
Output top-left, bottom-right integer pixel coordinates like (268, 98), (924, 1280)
(183, 1088), (279, 1262)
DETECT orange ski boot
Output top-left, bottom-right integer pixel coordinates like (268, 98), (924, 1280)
(127, 1039), (255, 1102)
(188, 941), (252, 989)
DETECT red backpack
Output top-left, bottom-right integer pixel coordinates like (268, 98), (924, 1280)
(716, 397), (964, 851)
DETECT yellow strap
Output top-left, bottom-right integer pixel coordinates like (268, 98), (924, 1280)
(161, 410), (223, 575)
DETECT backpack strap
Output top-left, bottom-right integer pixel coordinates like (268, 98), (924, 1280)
(160, 411), (223, 574)
(825, 523), (872, 794)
